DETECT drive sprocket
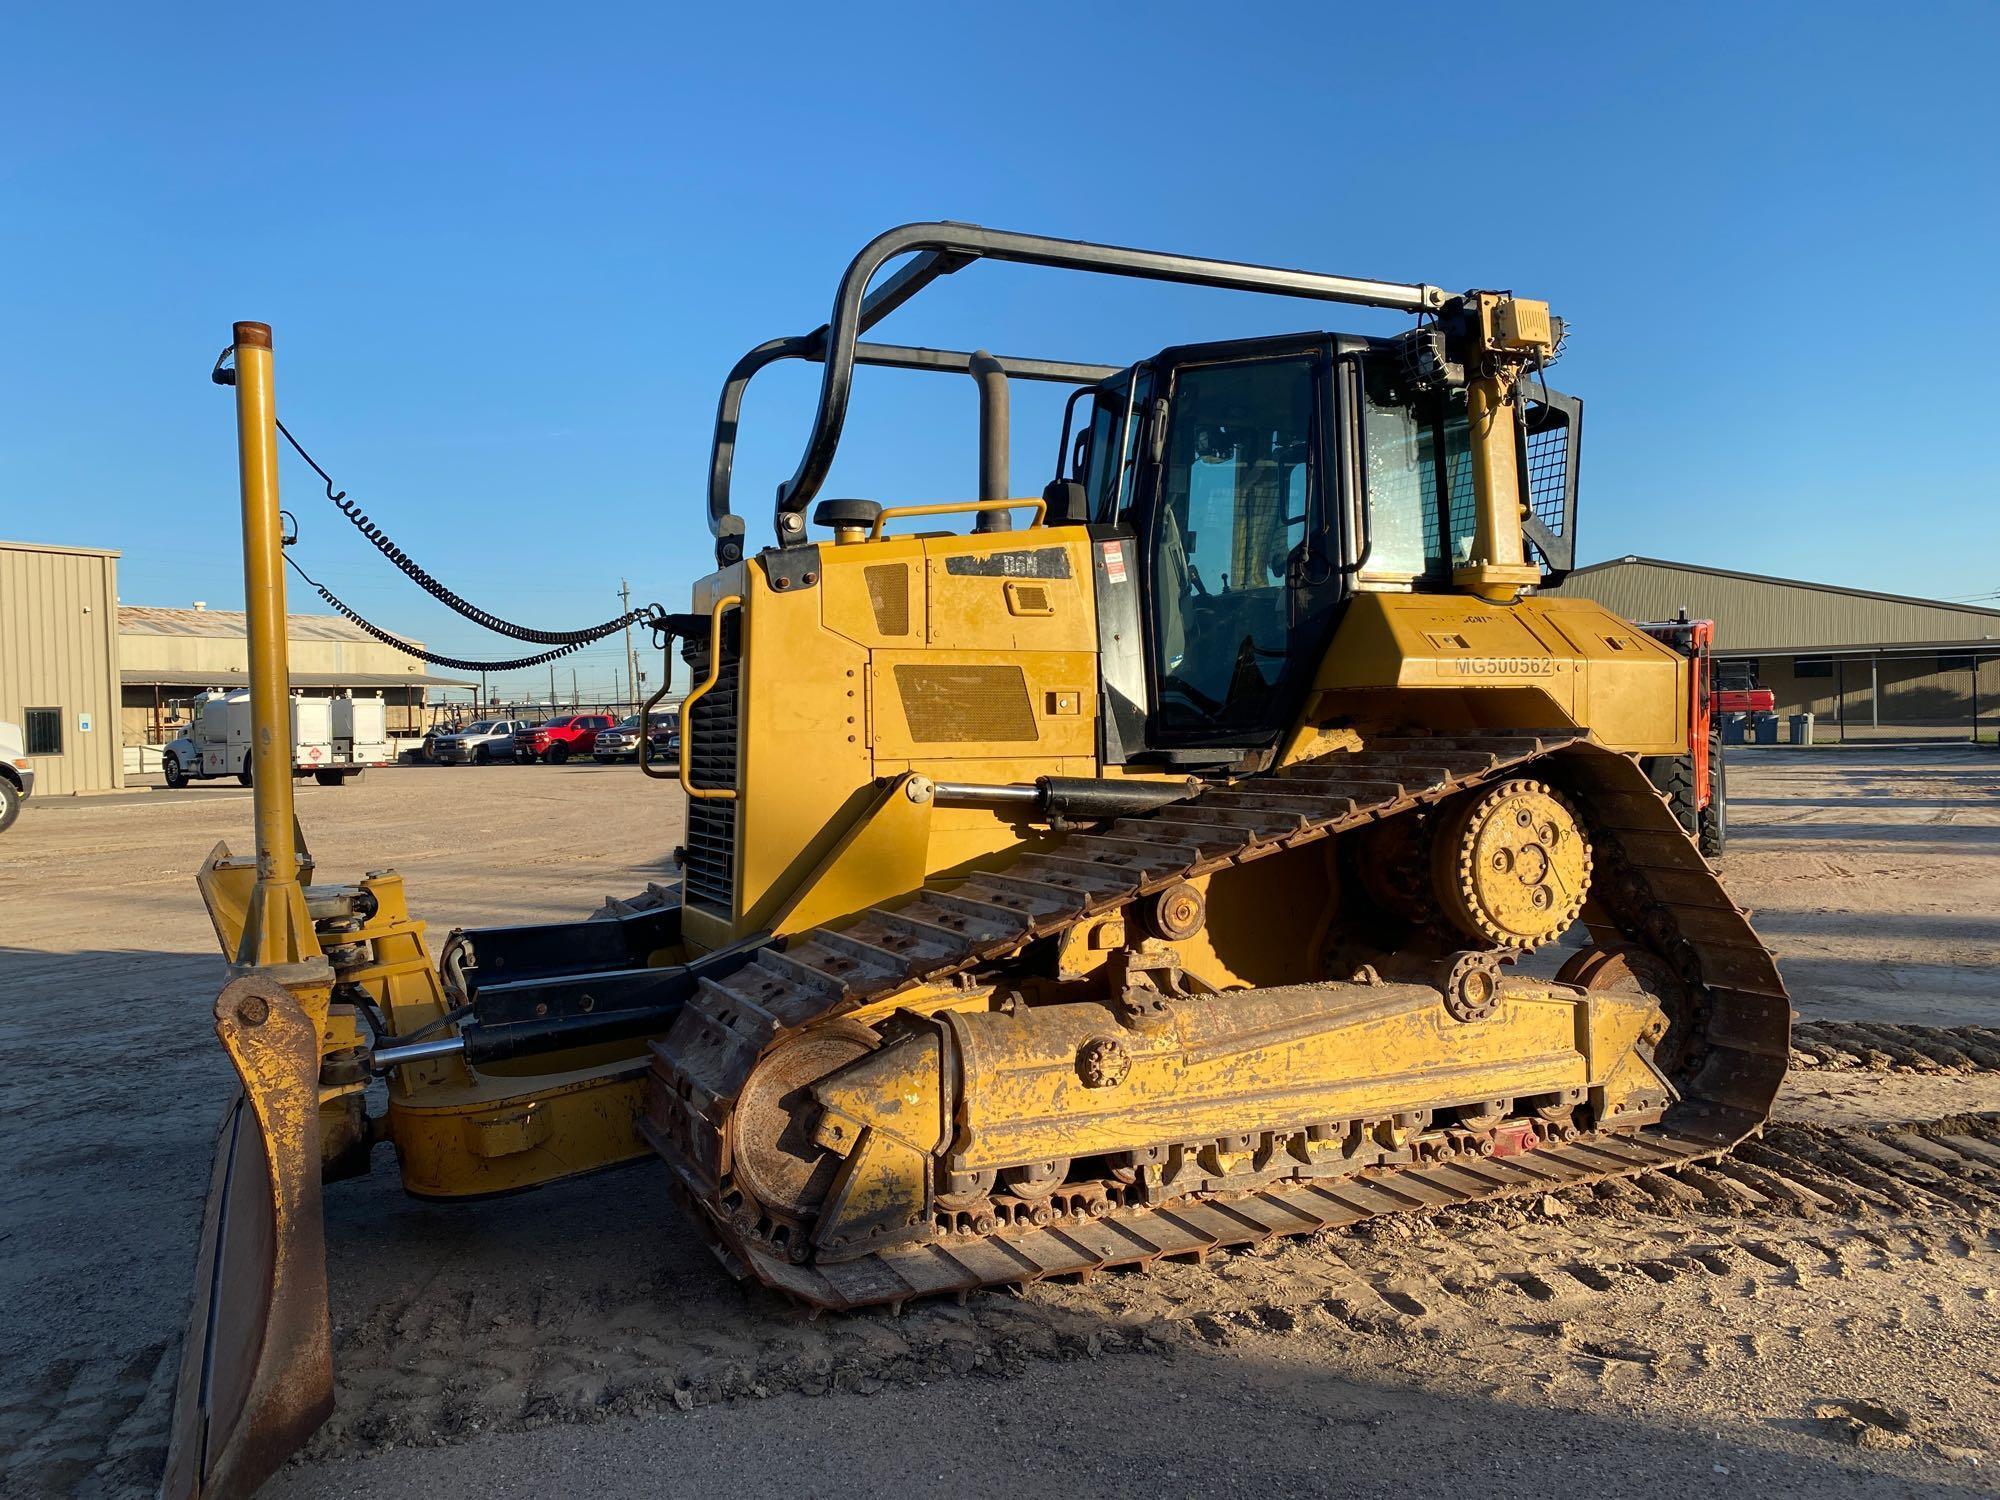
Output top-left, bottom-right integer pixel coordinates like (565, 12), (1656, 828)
(1431, 778), (1591, 951)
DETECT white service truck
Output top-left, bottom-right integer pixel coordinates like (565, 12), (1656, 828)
(330, 693), (392, 774)
(162, 690), (386, 788)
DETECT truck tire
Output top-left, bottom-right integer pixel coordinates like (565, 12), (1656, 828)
(238, 759), (253, 787)
(1643, 752), (1698, 842)
(163, 752), (188, 789)
(0, 778), (19, 833)
(1698, 728), (1727, 860)
(546, 742), (570, 764)
(474, 744), (489, 764)
(315, 769), (342, 786)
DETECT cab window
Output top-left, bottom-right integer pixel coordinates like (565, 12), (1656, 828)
(1080, 369), (1154, 522)
(1358, 357), (1476, 583)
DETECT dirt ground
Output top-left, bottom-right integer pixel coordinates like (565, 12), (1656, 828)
(2, 747), (1997, 1498)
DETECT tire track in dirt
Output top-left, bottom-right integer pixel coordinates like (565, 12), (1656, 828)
(291, 1113), (2000, 1467)
(1792, 1020), (2000, 1073)
(13, 1101), (1995, 1497)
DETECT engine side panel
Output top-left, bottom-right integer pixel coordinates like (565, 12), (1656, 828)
(680, 528), (1109, 953)
(1309, 592), (1688, 755)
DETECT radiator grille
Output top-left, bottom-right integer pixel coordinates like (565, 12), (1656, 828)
(681, 647), (740, 917)
(893, 664), (1037, 743)
(865, 563), (911, 635)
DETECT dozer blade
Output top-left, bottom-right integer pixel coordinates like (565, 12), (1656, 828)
(161, 975), (334, 1500)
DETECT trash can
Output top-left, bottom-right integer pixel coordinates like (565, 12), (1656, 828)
(1789, 712), (1814, 746)
(1722, 713), (1748, 745)
(1753, 713), (1780, 746)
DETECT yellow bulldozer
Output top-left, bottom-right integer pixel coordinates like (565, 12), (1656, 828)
(165, 224), (1789, 1498)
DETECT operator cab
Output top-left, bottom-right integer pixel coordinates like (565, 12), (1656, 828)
(1049, 333), (1580, 763)
(699, 225), (1580, 769)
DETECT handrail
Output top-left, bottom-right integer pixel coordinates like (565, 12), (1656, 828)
(678, 596), (742, 802)
(636, 673), (677, 781)
(868, 498), (1046, 539)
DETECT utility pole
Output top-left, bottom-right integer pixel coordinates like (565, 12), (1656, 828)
(620, 578), (639, 716)
(479, 669), (487, 714)
(549, 664), (556, 712)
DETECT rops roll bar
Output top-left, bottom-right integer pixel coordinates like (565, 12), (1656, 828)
(707, 332), (1117, 563)
(709, 221), (1448, 559)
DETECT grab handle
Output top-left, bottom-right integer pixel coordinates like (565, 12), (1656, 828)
(868, 497), (1045, 539)
(678, 595), (742, 801)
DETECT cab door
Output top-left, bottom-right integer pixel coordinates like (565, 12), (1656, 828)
(1128, 341), (1350, 753)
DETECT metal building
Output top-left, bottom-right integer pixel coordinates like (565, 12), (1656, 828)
(119, 606), (469, 745)
(1548, 556), (2000, 740)
(0, 539), (125, 794)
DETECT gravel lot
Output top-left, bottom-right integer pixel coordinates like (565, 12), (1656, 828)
(1, 748), (1996, 1498)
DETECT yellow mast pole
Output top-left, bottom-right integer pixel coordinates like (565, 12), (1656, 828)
(229, 321), (320, 969)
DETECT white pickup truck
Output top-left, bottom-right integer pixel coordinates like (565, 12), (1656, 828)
(0, 720), (31, 833)
(161, 690), (390, 788)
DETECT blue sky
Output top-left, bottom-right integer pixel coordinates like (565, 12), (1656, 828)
(4, 3), (1997, 700)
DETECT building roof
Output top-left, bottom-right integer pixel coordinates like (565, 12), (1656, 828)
(123, 668), (473, 690)
(1547, 556), (2000, 653)
(119, 605), (384, 642)
(1, 538), (121, 558)
(1566, 556), (2000, 621)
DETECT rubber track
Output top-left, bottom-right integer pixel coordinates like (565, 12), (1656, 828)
(641, 732), (1792, 1309)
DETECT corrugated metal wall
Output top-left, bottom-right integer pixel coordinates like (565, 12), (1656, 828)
(0, 542), (124, 795)
(1747, 654), (2000, 738)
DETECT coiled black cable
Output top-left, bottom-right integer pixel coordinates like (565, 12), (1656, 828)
(285, 554), (620, 672)
(274, 417), (652, 646)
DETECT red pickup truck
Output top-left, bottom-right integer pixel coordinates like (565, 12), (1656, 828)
(514, 713), (616, 764)
(1713, 659), (1777, 715)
